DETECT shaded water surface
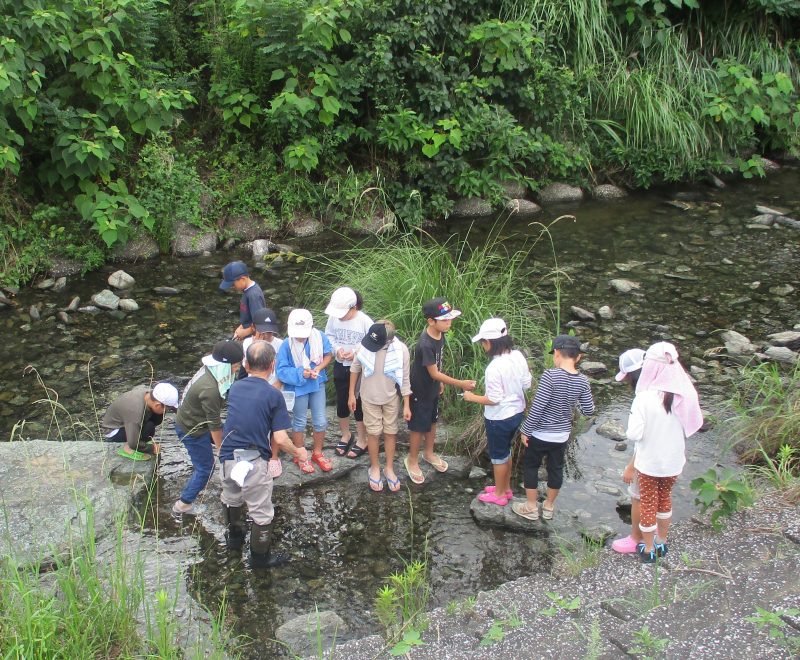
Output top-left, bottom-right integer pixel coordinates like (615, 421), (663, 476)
(2, 168), (798, 650)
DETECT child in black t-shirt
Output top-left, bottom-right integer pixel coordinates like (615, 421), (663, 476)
(405, 298), (476, 484)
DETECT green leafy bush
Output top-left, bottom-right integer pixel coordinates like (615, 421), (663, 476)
(690, 467), (755, 529)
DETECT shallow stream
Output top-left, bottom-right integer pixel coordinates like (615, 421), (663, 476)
(2, 168), (798, 651)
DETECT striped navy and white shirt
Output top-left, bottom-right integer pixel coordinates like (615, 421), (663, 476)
(521, 368), (595, 443)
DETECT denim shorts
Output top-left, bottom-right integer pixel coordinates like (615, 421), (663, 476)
(484, 412), (523, 465)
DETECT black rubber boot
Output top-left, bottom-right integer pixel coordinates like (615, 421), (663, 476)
(225, 505), (246, 551)
(250, 523), (288, 568)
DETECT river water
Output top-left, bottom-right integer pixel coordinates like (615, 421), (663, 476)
(1, 168), (798, 651)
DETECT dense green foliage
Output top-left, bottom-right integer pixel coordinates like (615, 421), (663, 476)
(2, 0), (800, 283)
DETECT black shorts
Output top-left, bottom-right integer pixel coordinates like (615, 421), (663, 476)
(407, 395), (439, 433)
(333, 361), (363, 421)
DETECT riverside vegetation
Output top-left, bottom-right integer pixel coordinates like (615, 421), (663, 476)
(2, 0), (800, 285)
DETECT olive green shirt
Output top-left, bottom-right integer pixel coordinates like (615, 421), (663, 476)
(176, 369), (224, 437)
(101, 385), (153, 443)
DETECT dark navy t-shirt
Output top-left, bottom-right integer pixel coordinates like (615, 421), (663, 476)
(240, 282), (266, 328)
(219, 377), (291, 462)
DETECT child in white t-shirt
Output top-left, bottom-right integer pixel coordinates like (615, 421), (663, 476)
(324, 287), (373, 457)
(463, 318), (532, 506)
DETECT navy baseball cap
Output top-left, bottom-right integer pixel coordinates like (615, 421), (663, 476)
(551, 335), (581, 353)
(219, 261), (249, 290)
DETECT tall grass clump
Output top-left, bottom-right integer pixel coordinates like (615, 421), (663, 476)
(306, 227), (559, 426)
(727, 361), (800, 468)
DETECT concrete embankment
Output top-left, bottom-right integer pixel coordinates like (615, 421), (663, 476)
(330, 491), (800, 659)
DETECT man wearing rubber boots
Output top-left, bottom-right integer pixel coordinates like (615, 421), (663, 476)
(219, 340), (307, 567)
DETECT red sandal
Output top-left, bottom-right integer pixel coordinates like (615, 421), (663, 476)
(311, 452), (333, 472)
(293, 456), (315, 474)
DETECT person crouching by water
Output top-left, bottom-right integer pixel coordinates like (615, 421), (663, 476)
(275, 309), (334, 474)
(172, 340), (243, 515)
(102, 382), (179, 460)
(219, 340), (308, 567)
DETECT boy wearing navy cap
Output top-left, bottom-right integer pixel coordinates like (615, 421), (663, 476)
(219, 260), (266, 341)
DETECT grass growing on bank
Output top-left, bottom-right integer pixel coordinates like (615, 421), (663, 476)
(0, 500), (236, 659)
(307, 227), (560, 429)
(727, 362), (800, 464)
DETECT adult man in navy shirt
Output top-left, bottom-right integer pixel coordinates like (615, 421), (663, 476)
(219, 340), (307, 567)
(219, 260), (266, 341)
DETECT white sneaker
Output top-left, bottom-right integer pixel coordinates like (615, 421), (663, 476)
(172, 500), (193, 514)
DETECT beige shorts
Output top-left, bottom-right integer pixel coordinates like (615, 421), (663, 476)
(362, 397), (401, 436)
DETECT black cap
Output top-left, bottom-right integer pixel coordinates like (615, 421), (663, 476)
(422, 297), (461, 320)
(361, 323), (388, 352)
(211, 339), (244, 364)
(253, 307), (280, 334)
(551, 334), (581, 353)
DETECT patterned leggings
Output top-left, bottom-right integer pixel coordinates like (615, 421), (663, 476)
(637, 472), (678, 532)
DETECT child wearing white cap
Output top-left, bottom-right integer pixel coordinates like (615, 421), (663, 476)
(324, 287), (373, 458)
(610, 348), (646, 554)
(463, 318), (532, 506)
(275, 309), (334, 474)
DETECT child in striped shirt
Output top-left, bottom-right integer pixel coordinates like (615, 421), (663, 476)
(512, 335), (595, 521)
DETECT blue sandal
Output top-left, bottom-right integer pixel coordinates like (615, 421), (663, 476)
(384, 471), (401, 493)
(368, 471), (384, 492)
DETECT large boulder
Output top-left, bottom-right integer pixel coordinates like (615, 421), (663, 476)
(288, 213), (324, 238)
(172, 221), (217, 257)
(48, 257), (84, 278)
(767, 331), (800, 350)
(592, 184), (627, 200)
(108, 269), (135, 290)
(720, 330), (755, 356)
(451, 197), (494, 219)
(350, 209), (397, 235)
(537, 183), (584, 204)
(113, 232), (160, 262)
(275, 611), (346, 658)
(91, 289), (120, 310)
(223, 213), (277, 243)
(499, 179), (527, 199)
(504, 199), (542, 219)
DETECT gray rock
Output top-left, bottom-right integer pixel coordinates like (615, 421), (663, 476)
(748, 214), (776, 226)
(538, 183), (583, 204)
(504, 198), (542, 219)
(28, 305), (40, 321)
(57, 311), (70, 324)
(609, 279), (640, 294)
(762, 346), (797, 364)
(51, 277), (67, 293)
(118, 298), (139, 312)
(275, 611), (346, 658)
(774, 215), (800, 230)
(352, 210), (397, 235)
(596, 420), (626, 442)
(66, 296), (80, 312)
(570, 306), (596, 321)
(579, 523), (615, 545)
(113, 232), (160, 262)
(746, 224), (772, 230)
(91, 289), (120, 311)
(288, 213), (324, 238)
(107, 269), (135, 290)
(48, 257), (83, 277)
(721, 330), (755, 356)
(755, 204), (790, 216)
(224, 213), (276, 242)
(708, 174), (726, 189)
(767, 331), (800, 350)
(769, 284), (795, 296)
(469, 466), (488, 480)
(580, 361), (607, 375)
(78, 305), (100, 314)
(614, 442), (627, 452)
(616, 495), (632, 511)
(594, 482), (622, 496)
(250, 239), (276, 260)
(592, 184), (627, 200)
(761, 157), (780, 172)
(35, 278), (55, 290)
(597, 305), (614, 320)
(153, 286), (180, 296)
(451, 197), (494, 219)
(172, 222), (217, 257)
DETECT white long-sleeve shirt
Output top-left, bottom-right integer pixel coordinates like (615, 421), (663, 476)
(483, 350), (532, 420)
(627, 390), (686, 477)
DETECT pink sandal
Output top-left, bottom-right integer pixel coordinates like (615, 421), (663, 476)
(477, 491), (509, 506)
(484, 485), (513, 499)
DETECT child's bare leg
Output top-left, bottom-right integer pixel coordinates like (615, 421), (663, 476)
(384, 434), (397, 481)
(421, 424), (437, 461)
(656, 516), (671, 544)
(640, 529), (655, 553)
(356, 420), (368, 447)
(312, 430), (325, 455)
(631, 498), (643, 543)
(494, 461), (511, 495)
(338, 417), (351, 442)
(544, 487), (559, 508)
(292, 431), (305, 450)
(407, 431), (423, 473)
(524, 487), (539, 507)
(367, 433), (381, 480)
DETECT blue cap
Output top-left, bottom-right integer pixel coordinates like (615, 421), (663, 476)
(219, 261), (248, 291)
